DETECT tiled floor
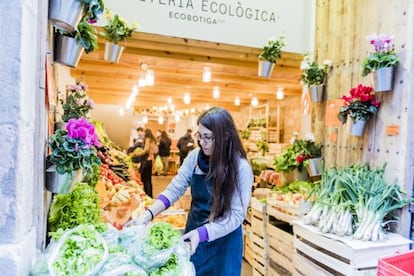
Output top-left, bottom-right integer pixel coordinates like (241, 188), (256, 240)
(152, 175), (254, 275)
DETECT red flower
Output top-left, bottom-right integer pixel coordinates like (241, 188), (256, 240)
(296, 155), (304, 163)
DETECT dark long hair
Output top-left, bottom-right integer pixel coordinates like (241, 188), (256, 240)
(144, 128), (156, 143)
(197, 107), (247, 220)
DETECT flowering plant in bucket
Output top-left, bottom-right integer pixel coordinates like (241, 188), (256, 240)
(259, 34), (285, 63)
(100, 9), (138, 44)
(337, 84), (381, 124)
(361, 33), (399, 77)
(274, 133), (322, 173)
(300, 54), (332, 86)
(48, 118), (101, 174)
(61, 81), (94, 122)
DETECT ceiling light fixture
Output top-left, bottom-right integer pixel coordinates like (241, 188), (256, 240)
(145, 69), (154, 86)
(251, 96), (258, 106)
(276, 87), (284, 100)
(132, 85), (139, 97)
(158, 116), (164, 124)
(234, 97), (240, 106)
(202, 66), (211, 82)
(212, 86), (220, 99)
(138, 74), (146, 87)
(183, 93), (191, 104)
(167, 97), (173, 104)
(175, 114), (181, 122)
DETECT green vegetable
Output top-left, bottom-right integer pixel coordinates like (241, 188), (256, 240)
(149, 254), (178, 276)
(50, 224), (107, 276)
(142, 223), (180, 256)
(48, 183), (102, 235)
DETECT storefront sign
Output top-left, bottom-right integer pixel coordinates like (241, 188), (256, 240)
(101, 0), (314, 53)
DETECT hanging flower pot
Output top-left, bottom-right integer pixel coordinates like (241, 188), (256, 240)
(258, 59), (275, 78)
(349, 119), (367, 137)
(372, 67), (395, 92)
(48, 0), (86, 33)
(294, 168), (309, 181)
(46, 164), (83, 194)
(104, 42), (125, 63)
(306, 157), (322, 177)
(54, 34), (84, 68)
(309, 84), (325, 103)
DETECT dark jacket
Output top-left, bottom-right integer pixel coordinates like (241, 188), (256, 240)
(177, 134), (195, 157)
(158, 137), (172, 157)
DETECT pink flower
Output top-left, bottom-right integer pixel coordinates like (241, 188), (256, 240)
(66, 118), (101, 148)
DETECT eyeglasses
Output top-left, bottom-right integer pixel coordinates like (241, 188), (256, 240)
(196, 133), (214, 144)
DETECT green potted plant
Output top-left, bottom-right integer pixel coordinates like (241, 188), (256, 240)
(101, 9), (138, 63)
(55, 18), (99, 67)
(337, 84), (381, 136)
(49, 0), (104, 33)
(256, 140), (269, 157)
(300, 54), (332, 102)
(46, 118), (101, 193)
(61, 81), (94, 122)
(258, 34), (285, 78)
(361, 33), (399, 92)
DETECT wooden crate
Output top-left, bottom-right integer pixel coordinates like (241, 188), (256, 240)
(267, 220), (294, 275)
(293, 221), (411, 276)
(250, 197), (268, 276)
(267, 198), (311, 224)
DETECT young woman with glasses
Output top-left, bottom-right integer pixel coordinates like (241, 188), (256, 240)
(129, 107), (253, 275)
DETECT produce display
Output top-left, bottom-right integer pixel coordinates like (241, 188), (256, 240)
(303, 164), (412, 241)
(32, 223), (195, 276)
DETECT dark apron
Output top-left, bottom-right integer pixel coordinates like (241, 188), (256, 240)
(185, 170), (243, 276)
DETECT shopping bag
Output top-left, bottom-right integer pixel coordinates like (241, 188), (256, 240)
(154, 155), (163, 174)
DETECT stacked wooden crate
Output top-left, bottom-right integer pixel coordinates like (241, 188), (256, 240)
(250, 197), (268, 276)
(293, 221), (412, 275)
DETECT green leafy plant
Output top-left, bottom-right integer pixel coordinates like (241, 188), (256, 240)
(300, 54), (332, 86)
(61, 81), (94, 122)
(48, 118), (101, 174)
(101, 9), (138, 44)
(361, 33), (399, 77)
(58, 18), (98, 53)
(274, 133), (323, 172)
(337, 84), (381, 124)
(81, 0), (105, 22)
(258, 34), (285, 63)
(256, 140), (269, 156)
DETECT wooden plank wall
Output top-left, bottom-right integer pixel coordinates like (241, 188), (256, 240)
(313, 0), (414, 237)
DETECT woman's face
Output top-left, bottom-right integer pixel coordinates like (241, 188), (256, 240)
(197, 124), (214, 156)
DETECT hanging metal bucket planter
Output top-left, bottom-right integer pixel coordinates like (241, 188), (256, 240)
(294, 168), (309, 181)
(104, 42), (125, 63)
(372, 67), (394, 92)
(48, 0), (86, 33)
(46, 164), (83, 194)
(349, 119), (367, 137)
(309, 84), (325, 103)
(306, 157), (322, 177)
(54, 34), (84, 68)
(258, 59), (275, 78)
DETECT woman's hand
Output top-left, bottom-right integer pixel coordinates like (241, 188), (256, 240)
(124, 209), (152, 227)
(181, 229), (200, 255)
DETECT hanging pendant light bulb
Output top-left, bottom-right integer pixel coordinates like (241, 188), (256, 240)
(175, 114), (181, 122)
(212, 86), (220, 99)
(183, 93), (191, 104)
(202, 67), (211, 82)
(142, 115), (148, 124)
(158, 116), (164, 124)
(234, 97), (240, 106)
(167, 97), (172, 104)
(276, 87), (284, 100)
(251, 96), (258, 106)
(138, 74), (146, 87)
(132, 85), (139, 97)
(145, 69), (154, 86)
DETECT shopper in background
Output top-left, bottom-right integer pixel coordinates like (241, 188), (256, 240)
(128, 127), (145, 154)
(132, 128), (158, 197)
(130, 107), (253, 275)
(176, 128), (195, 166)
(158, 130), (172, 176)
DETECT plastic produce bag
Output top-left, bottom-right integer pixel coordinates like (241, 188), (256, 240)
(132, 222), (181, 271)
(47, 224), (108, 276)
(148, 240), (195, 276)
(100, 264), (147, 276)
(98, 251), (147, 276)
(154, 155), (163, 174)
(118, 224), (146, 253)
